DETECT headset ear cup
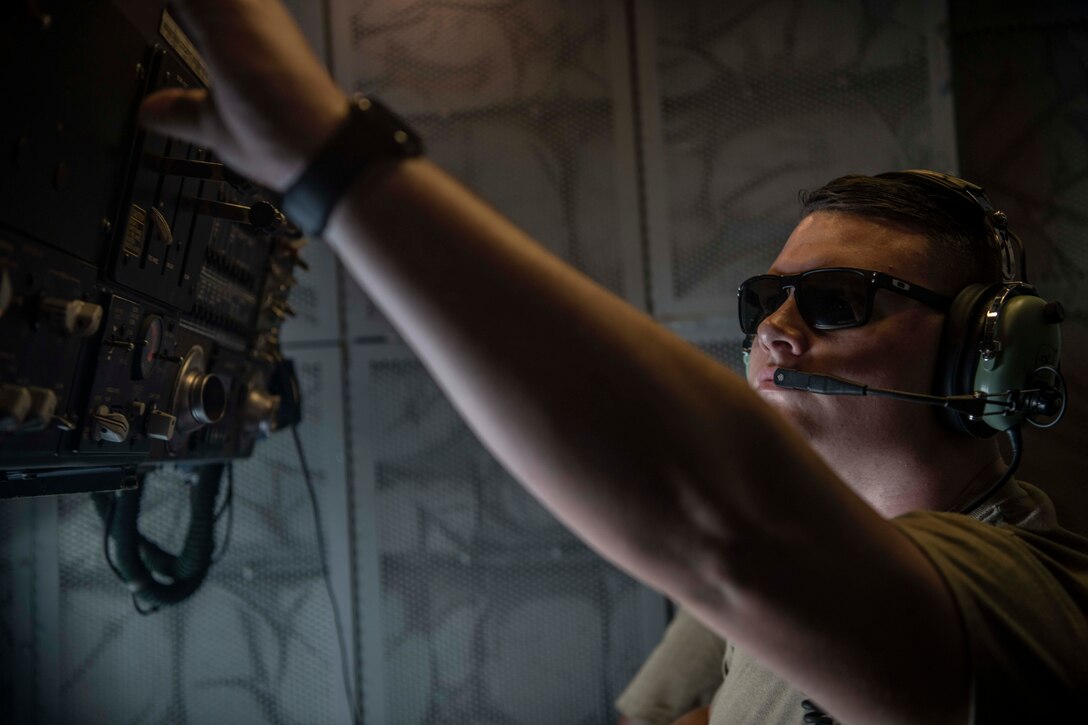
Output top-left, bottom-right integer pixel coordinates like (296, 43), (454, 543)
(935, 283), (996, 437)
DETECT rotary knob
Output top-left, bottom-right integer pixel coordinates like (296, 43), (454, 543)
(170, 345), (228, 437)
(242, 383), (280, 437)
(39, 297), (103, 337)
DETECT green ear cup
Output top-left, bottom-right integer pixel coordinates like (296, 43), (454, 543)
(972, 292), (1062, 432)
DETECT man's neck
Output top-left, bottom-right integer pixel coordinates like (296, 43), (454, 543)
(813, 430), (1005, 518)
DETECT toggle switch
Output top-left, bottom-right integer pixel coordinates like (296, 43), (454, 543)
(187, 198), (286, 229)
(20, 387), (58, 432)
(146, 409), (177, 441)
(0, 383), (32, 432)
(91, 405), (129, 443)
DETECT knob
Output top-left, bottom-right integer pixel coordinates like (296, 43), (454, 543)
(170, 345), (228, 436)
(0, 383), (32, 432)
(40, 297), (103, 337)
(91, 405), (129, 443)
(146, 409), (177, 441)
(20, 386), (58, 432)
(1043, 301), (1065, 325)
(182, 371), (226, 426)
(248, 201), (280, 228)
(242, 385), (280, 436)
(189, 198), (285, 229)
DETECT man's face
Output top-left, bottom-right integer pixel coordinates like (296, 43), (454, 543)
(745, 211), (948, 443)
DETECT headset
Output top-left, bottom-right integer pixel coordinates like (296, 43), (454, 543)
(887, 170), (1064, 436)
(741, 169), (1066, 437)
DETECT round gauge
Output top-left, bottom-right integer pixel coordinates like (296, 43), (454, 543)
(135, 314), (163, 380)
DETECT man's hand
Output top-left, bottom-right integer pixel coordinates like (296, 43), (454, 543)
(139, 0), (348, 190)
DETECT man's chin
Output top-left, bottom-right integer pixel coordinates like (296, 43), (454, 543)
(756, 388), (824, 438)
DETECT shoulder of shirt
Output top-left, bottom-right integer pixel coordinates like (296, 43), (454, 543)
(893, 479), (1088, 574)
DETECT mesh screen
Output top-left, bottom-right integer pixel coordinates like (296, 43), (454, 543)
(645, 0), (957, 320)
(350, 349), (656, 725)
(331, 0), (642, 340)
(331, 4), (665, 719)
(693, 337), (747, 377)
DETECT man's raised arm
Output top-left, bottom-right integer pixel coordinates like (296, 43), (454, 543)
(140, 2), (968, 722)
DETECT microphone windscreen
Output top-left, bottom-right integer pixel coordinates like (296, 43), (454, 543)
(773, 369), (868, 395)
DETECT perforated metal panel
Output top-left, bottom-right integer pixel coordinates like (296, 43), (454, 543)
(349, 345), (664, 725)
(329, 3), (667, 721)
(331, 0), (646, 340)
(639, 0), (958, 322)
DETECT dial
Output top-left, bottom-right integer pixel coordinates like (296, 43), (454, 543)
(135, 314), (163, 380)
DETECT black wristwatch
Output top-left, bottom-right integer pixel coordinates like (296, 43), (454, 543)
(281, 94), (424, 238)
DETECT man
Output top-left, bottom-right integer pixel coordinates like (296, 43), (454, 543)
(141, 1), (1088, 721)
(614, 175), (1084, 724)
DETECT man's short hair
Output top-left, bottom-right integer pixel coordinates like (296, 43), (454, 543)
(799, 173), (1004, 294)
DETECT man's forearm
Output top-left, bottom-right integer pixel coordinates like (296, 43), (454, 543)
(324, 157), (793, 598)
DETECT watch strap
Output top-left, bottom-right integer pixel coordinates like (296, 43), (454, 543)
(281, 94), (423, 237)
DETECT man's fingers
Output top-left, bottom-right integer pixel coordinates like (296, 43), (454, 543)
(139, 87), (221, 148)
(162, 0), (219, 48)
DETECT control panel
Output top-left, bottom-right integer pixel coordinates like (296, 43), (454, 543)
(0, 1), (304, 496)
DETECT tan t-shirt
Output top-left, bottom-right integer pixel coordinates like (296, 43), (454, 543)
(614, 607), (727, 724)
(615, 481), (1088, 724)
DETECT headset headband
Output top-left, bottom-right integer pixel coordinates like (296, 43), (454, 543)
(878, 169), (1025, 283)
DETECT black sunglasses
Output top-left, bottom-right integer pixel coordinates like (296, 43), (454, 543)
(737, 267), (952, 336)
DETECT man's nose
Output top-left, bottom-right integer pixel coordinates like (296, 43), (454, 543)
(756, 292), (810, 359)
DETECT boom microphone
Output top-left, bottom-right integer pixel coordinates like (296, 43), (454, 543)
(771, 368), (1062, 420)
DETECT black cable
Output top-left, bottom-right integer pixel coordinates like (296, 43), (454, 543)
(94, 490), (157, 614)
(292, 425), (361, 725)
(94, 465), (223, 614)
(96, 492), (125, 581)
(959, 425), (1024, 515)
(214, 463), (234, 521)
(212, 464), (235, 564)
